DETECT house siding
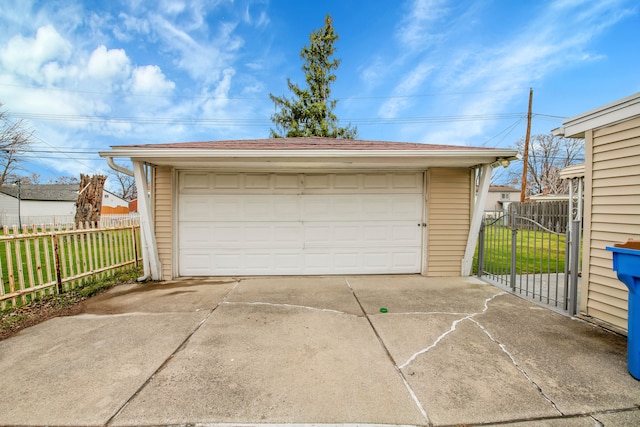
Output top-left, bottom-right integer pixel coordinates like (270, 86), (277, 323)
(154, 166), (173, 280)
(426, 168), (471, 276)
(584, 116), (640, 330)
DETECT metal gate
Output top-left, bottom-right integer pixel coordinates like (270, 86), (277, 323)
(477, 180), (583, 315)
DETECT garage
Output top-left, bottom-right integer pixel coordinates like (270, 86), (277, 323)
(178, 171), (424, 275)
(100, 137), (519, 280)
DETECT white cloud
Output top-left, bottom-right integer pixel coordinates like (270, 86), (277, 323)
(396, 0), (450, 50)
(202, 67), (235, 114)
(86, 45), (131, 82)
(113, 13), (151, 41)
(130, 65), (175, 94)
(243, 5), (270, 28)
(149, 13), (242, 84)
(378, 62), (434, 118)
(161, 0), (187, 15)
(0, 25), (72, 82)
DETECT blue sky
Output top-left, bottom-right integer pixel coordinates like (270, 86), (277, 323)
(0, 0), (638, 183)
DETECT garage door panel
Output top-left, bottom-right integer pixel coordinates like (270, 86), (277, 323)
(303, 195), (421, 221)
(179, 197), (214, 221)
(303, 221), (420, 248)
(180, 252), (213, 275)
(393, 252), (422, 268)
(181, 195), (301, 221)
(393, 173), (422, 189)
(274, 174), (300, 189)
(244, 174), (271, 189)
(392, 224), (422, 243)
(180, 224), (211, 245)
(180, 222), (303, 249)
(305, 253), (332, 270)
(393, 198), (423, 218)
(181, 172), (211, 190)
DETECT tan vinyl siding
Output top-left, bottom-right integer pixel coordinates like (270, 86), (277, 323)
(584, 116), (640, 330)
(426, 168), (471, 276)
(154, 166), (173, 280)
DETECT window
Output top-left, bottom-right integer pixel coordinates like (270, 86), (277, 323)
(501, 193), (510, 200)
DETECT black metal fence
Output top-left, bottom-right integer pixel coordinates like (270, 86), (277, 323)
(477, 201), (582, 315)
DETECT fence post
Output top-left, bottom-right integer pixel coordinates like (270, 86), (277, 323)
(132, 226), (139, 267)
(510, 210), (517, 291)
(510, 228), (518, 291)
(568, 219), (581, 316)
(51, 233), (63, 294)
(477, 221), (485, 277)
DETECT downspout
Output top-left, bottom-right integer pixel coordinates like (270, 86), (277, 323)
(132, 160), (162, 280)
(106, 156), (134, 176)
(461, 163), (493, 276)
(104, 155), (154, 282)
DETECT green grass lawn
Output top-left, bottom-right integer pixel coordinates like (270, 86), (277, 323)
(474, 225), (568, 275)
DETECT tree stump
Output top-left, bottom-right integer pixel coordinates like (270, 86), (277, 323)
(75, 174), (106, 225)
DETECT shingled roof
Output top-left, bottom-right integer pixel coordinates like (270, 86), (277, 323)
(102, 137), (520, 171)
(0, 184), (78, 202)
(118, 137), (496, 151)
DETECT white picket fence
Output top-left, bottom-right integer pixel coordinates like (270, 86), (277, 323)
(0, 213), (140, 229)
(0, 221), (142, 309)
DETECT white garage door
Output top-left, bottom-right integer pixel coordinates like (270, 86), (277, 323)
(178, 172), (424, 275)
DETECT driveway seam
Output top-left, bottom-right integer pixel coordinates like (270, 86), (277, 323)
(344, 278), (431, 427)
(104, 280), (241, 426)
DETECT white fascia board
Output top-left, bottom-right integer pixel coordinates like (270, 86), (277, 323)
(560, 92), (640, 138)
(100, 148), (519, 161)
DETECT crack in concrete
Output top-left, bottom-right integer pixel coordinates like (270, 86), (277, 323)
(380, 311), (472, 316)
(398, 292), (506, 369)
(221, 301), (354, 316)
(469, 316), (563, 416)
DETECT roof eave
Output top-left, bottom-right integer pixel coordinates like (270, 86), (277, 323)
(99, 148), (519, 171)
(556, 92), (640, 138)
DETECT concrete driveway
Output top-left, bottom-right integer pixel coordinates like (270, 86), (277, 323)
(1, 275), (640, 426)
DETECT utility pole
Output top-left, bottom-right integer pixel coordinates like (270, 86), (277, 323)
(520, 88), (533, 203)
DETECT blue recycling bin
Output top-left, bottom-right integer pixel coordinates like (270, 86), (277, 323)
(607, 244), (640, 380)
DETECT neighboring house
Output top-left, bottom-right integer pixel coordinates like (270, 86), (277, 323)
(102, 190), (129, 214)
(484, 185), (520, 213)
(0, 184), (130, 226)
(0, 184), (77, 226)
(101, 137), (518, 280)
(553, 91), (640, 333)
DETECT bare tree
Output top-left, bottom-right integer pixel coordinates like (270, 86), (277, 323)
(508, 134), (584, 196)
(108, 162), (137, 201)
(0, 103), (35, 186)
(50, 175), (80, 184)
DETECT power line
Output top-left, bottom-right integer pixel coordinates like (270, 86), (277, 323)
(0, 82), (531, 102)
(8, 111), (530, 126)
